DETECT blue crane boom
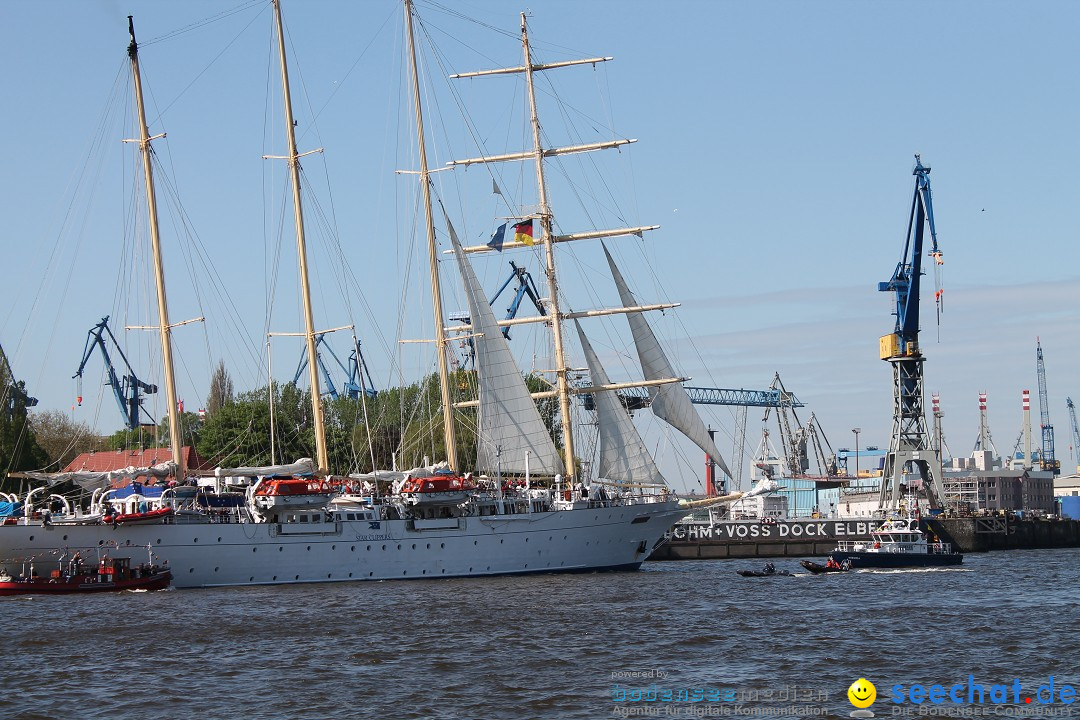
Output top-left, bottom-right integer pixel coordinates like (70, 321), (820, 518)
(1066, 397), (1079, 471)
(73, 316), (157, 429)
(1036, 339), (1059, 474)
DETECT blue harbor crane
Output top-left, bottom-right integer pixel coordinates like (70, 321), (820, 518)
(1036, 339), (1060, 474)
(877, 155), (947, 510)
(1066, 397), (1079, 472)
(73, 316), (157, 430)
(449, 260), (546, 368)
(293, 334), (377, 401)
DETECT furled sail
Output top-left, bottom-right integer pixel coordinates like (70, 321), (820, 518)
(574, 320), (665, 486)
(448, 215), (563, 475)
(215, 458), (315, 478)
(602, 243), (733, 478)
(21, 462), (178, 491)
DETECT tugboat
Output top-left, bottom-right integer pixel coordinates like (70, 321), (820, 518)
(827, 518), (962, 569)
(0, 551), (171, 595)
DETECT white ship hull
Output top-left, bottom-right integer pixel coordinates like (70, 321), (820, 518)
(0, 501), (684, 589)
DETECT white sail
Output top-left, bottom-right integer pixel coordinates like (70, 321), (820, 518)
(574, 321), (665, 486)
(602, 244), (733, 479)
(447, 213), (563, 475)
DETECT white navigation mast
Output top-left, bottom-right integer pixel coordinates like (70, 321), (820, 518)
(126, 17), (184, 480)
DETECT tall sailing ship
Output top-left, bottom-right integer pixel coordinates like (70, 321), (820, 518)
(0, 1), (731, 589)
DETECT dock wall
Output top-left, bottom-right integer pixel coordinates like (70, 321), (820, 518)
(649, 517), (1080, 561)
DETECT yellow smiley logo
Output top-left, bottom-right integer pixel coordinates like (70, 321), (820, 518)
(848, 678), (876, 708)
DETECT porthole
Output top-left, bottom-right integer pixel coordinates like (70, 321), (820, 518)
(327, 573), (332, 578)
(214, 567), (219, 572)
(332, 544), (336, 550)
(249, 576), (254, 582)
(440, 543), (445, 549)
(426, 543), (430, 549)
(252, 547), (257, 552)
(29, 536), (34, 542)
(217, 537), (222, 543)
(307, 546), (311, 551)
(188, 568), (194, 573)
(351, 546), (355, 552)
(273, 576), (277, 581)
(63, 535), (68, 541)
(278, 547), (283, 552)
(295, 575), (300, 580)
(348, 572), (353, 578)
(193, 538), (198, 543)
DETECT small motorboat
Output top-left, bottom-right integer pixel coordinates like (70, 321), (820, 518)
(801, 559), (850, 574)
(736, 563), (792, 578)
(0, 554), (171, 595)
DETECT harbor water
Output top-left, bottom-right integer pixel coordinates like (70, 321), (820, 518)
(1, 549), (1077, 719)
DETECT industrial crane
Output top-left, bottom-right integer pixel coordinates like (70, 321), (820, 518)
(450, 261), (546, 368)
(877, 155), (947, 510)
(1036, 339), (1060, 474)
(73, 316), (157, 430)
(293, 334), (377, 401)
(1066, 397), (1080, 473)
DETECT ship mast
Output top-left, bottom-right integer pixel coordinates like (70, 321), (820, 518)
(127, 17), (184, 480)
(404, 0), (458, 470)
(271, 0), (329, 473)
(519, 15), (576, 479)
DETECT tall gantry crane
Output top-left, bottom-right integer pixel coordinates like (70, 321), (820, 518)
(1036, 339), (1060, 474)
(877, 155), (947, 510)
(74, 316), (157, 430)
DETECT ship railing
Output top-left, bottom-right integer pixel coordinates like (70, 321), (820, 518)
(927, 542), (954, 554)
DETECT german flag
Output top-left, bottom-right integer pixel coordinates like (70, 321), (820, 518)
(512, 219), (534, 246)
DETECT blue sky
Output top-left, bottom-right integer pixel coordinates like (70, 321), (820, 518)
(2, 1), (1078, 490)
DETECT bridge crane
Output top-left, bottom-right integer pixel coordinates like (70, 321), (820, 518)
(877, 155), (947, 510)
(73, 316), (157, 430)
(1036, 339), (1060, 474)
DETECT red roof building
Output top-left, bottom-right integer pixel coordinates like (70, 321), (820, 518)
(62, 446), (213, 475)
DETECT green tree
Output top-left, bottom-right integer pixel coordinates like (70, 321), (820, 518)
(206, 359), (234, 415)
(29, 409), (102, 470)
